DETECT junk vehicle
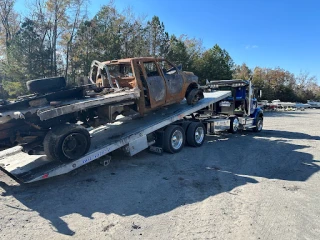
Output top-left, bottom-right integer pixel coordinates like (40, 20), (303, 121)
(201, 79), (264, 133)
(0, 57), (203, 163)
(0, 79), (264, 183)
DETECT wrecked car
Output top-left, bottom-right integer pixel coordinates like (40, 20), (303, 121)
(0, 57), (203, 162)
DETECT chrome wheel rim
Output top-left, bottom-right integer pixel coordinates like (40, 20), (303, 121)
(195, 127), (205, 144)
(171, 130), (183, 150)
(233, 118), (239, 132)
(258, 120), (263, 131)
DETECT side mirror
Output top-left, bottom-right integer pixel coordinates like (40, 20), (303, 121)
(177, 64), (182, 71)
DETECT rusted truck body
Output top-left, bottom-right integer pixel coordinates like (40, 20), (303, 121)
(0, 57), (202, 162)
(90, 57), (202, 115)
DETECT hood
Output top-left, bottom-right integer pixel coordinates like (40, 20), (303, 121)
(183, 71), (198, 83)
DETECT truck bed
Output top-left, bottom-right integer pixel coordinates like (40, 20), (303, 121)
(0, 91), (231, 183)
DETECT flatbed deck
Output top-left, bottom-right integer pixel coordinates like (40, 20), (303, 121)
(0, 91), (231, 183)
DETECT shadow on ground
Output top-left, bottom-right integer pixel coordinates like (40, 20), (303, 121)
(261, 129), (320, 140)
(0, 129), (319, 236)
(264, 109), (320, 118)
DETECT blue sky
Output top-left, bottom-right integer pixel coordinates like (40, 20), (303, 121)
(15, 0), (320, 82)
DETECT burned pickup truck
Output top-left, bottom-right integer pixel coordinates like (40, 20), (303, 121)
(0, 57), (203, 162)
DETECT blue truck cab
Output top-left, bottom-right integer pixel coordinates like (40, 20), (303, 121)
(202, 79), (263, 133)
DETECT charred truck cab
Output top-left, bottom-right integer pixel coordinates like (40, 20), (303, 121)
(201, 79), (263, 133)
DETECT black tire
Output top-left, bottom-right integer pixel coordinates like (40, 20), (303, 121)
(186, 88), (203, 105)
(181, 121), (192, 133)
(163, 125), (185, 154)
(43, 124), (91, 163)
(253, 116), (263, 132)
(180, 121), (192, 145)
(186, 122), (206, 147)
(43, 130), (57, 160)
(229, 117), (239, 133)
(27, 76), (66, 94)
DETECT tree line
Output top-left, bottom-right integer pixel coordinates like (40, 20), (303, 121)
(0, 0), (319, 102)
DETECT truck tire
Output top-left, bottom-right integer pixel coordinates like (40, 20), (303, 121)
(229, 117), (239, 133)
(163, 125), (185, 153)
(43, 124), (91, 163)
(253, 116), (263, 132)
(27, 77), (66, 94)
(181, 121), (192, 133)
(186, 88), (202, 105)
(186, 122), (206, 147)
(42, 130), (58, 160)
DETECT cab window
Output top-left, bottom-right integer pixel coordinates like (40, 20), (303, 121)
(143, 62), (160, 77)
(158, 60), (177, 75)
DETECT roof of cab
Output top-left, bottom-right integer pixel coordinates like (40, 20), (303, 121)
(208, 79), (250, 87)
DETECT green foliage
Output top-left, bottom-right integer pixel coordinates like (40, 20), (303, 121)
(147, 16), (169, 57)
(8, 18), (52, 79)
(0, 1), (319, 102)
(2, 80), (26, 98)
(166, 35), (190, 67)
(192, 44), (234, 84)
(251, 67), (320, 102)
(274, 85), (297, 102)
(233, 63), (251, 80)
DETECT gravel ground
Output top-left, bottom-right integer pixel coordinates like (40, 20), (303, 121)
(0, 109), (320, 240)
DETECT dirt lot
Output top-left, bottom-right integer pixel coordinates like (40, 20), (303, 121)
(1, 109), (320, 240)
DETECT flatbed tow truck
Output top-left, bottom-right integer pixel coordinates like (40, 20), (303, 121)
(0, 79), (263, 183)
(0, 91), (231, 183)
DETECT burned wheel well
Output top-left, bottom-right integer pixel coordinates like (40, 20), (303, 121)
(185, 83), (198, 98)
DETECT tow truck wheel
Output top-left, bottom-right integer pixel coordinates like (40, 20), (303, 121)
(253, 117), (263, 132)
(163, 125), (185, 153)
(44, 124), (91, 163)
(186, 122), (206, 147)
(229, 117), (239, 133)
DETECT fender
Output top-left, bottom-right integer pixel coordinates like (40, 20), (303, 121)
(251, 107), (264, 124)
